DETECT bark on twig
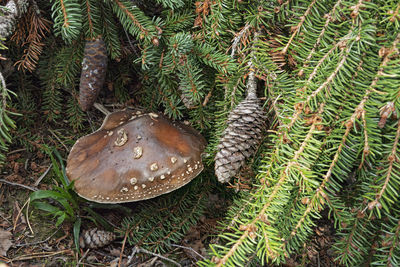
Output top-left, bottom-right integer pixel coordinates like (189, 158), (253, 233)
(246, 30), (261, 99)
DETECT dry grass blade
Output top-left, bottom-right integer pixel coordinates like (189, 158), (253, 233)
(7, 250), (72, 263)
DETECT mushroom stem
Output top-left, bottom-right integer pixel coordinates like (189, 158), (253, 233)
(93, 102), (111, 116)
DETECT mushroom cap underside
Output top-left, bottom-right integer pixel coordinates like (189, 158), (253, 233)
(66, 110), (206, 203)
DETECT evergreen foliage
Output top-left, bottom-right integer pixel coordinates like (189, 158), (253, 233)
(1, 0), (400, 266)
(119, 175), (208, 253)
(0, 70), (18, 164)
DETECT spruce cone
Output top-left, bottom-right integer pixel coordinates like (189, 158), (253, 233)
(215, 95), (266, 183)
(79, 37), (108, 111)
(79, 228), (116, 249)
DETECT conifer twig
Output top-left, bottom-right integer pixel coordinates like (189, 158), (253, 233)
(230, 23), (250, 58)
(0, 178), (38, 191)
(128, 246), (182, 266)
(246, 30), (260, 99)
(34, 163), (53, 186)
(370, 119), (400, 208)
(171, 243), (206, 260)
(93, 102), (111, 115)
(113, 0), (148, 35)
(215, 104), (325, 266)
(298, 0), (342, 74)
(281, 0), (317, 54)
(292, 34), (400, 238)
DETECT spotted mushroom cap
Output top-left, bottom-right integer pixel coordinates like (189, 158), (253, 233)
(66, 110), (207, 203)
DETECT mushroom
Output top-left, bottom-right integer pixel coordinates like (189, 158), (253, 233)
(66, 109), (207, 203)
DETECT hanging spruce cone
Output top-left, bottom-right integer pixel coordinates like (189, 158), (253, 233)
(215, 94), (266, 183)
(79, 228), (116, 249)
(79, 37), (108, 111)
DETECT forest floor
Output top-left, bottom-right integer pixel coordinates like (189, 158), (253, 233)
(0, 108), (340, 267)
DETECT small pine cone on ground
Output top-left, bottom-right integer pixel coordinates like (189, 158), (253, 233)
(215, 95), (266, 183)
(79, 228), (116, 249)
(79, 37), (108, 111)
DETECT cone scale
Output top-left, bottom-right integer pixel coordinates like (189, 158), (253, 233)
(79, 37), (108, 111)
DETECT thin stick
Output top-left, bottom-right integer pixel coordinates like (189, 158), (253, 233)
(8, 250), (71, 262)
(0, 212), (11, 225)
(126, 246), (139, 265)
(13, 198), (29, 233)
(246, 31), (261, 99)
(0, 178), (38, 191)
(171, 243), (206, 260)
(0, 255), (10, 263)
(202, 89), (213, 107)
(7, 148), (27, 155)
(48, 129), (69, 152)
(135, 246), (181, 267)
(93, 102), (111, 116)
(76, 249), (90, 267)
(26, 198), (33, 235)
(15, 226), (62, 247)
(34, 163), (52, 186)
(118, 230), (129, 267)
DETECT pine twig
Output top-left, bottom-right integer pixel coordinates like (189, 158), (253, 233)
(15, 226), (62, 247)
(34, 163), (52, 186)
(281, 0), (317, 54)
(128, 246), (182, 267)
(76, 249), (90, 267)
(171, 243), (206, 260)
(246, 30), (261, 99)
(230, 23), (251, 58)
(118, 229), (129, 267)
(93, 102), (111, 116)
(0, 178), (38, 191)
(7, 250), (72, 262)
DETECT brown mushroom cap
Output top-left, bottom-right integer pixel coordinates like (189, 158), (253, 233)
(66, 110), (206, 203)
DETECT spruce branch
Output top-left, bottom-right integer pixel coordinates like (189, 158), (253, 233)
(363, 33), (400, 214)
(100, 1), (121, 59)
(212, 104), (325, 266)
(82, 0), (101, 39)
(286, 23), (359, 132)
(50, 0), (82, 43)
(291, 33), (400, 244)
(84, 0), (94, 37)
(298, 0), (343, 76)
(281, 0), (317, 54)
(111, 0), (156, 43)
(334, 211), (374, 265)
(287, 90), (371, 237)
(304, 39), (353, 107)
(0, 0), (29, 39)
(368, 119), (400, 208)
(373, 214), (400, 266)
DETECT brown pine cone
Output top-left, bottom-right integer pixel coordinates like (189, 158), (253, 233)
(215, 94), (266, 183)
(79, 228), (116, 249)
(79, 37), (108, 111)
